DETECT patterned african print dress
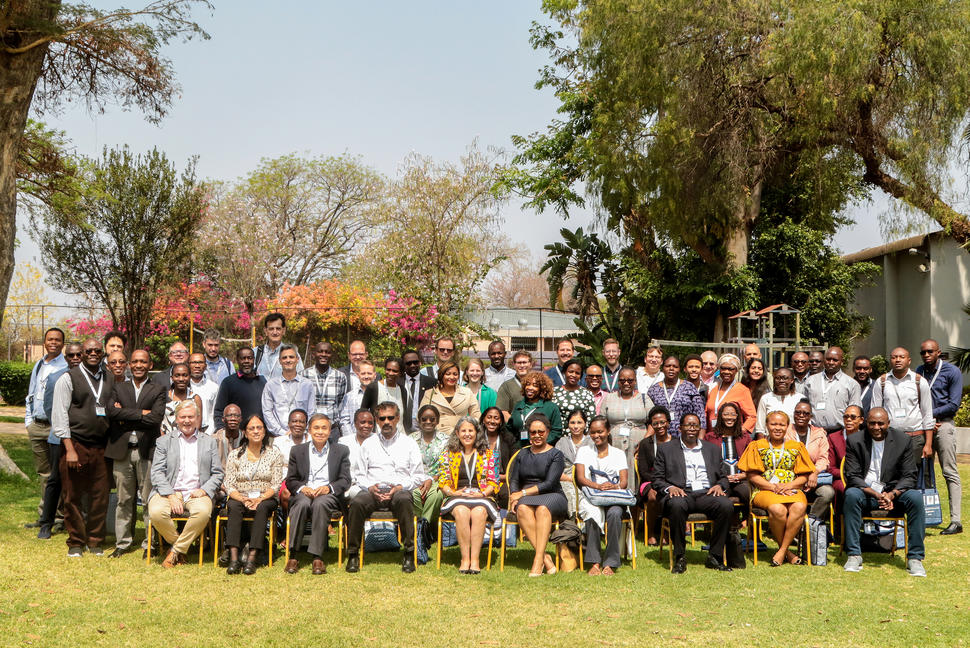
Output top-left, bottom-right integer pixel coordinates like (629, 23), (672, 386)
(737, 438), (816, 508)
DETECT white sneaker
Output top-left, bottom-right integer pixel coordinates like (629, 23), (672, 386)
(67, 546), (83, 558)
(844, 555), (863, 572)
(907, 559), (926, 577)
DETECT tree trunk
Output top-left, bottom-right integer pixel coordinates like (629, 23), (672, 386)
(0, 442), (29, 479)
(713, 180), (762, 342)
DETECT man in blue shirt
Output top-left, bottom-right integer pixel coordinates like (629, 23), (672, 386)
(915, 339), (963, 535)
(24, 327), (67, 528)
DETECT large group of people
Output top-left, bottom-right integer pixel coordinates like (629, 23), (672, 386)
(21, 317), (964, 579)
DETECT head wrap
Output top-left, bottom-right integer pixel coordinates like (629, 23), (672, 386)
(717, 353), (742, 371)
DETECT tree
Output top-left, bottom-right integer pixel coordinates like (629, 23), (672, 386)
(507, 0), (970, 337)
(347, 144), (509, 330)
(201, 154), (384, 332)
(482, 252), (551, 308)
(0, 262), (48, 360)
(31, 146), (206, 350)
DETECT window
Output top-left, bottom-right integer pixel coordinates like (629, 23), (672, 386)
(510, 336), (537, 351)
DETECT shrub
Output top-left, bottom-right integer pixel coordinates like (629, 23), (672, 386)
(954, 393), (970, 427)
(0, 362), (34, 405)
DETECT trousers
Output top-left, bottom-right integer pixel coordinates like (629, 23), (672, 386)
(287, 491), (342, 557)
(148, 493), (213, 555)
(225, 497), (277, 551)
(584, 504), (624, 569)
(662, 491), (733, 559)
(59, 442), (109, 549)
(843, 487), (925, 560)
(346, 489), (415, 554)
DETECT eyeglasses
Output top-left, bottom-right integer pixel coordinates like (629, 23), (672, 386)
(82, 349), (103, 355)
(586, 374), (603, 380)
(437, 347), (454, 353)
(793, 410), (812, 416)
(403, 359), (421, 365)
(681, 423), (701, 430)
(377, 415), (397, 422)
(618, 378), (636, 383)
(107, 360), (127, 366)
(419, 416), (437, 423)
(843, 414), (862, 420)
(528, 429), (546, 436)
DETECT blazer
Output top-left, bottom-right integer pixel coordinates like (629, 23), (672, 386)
(149, 431), (224, 501)
(360, 380), (409, 423)
(652, 439), (730, 498)
(105, 379), (167, 462)
(400, 373), (435, 425)
(844, 428), (917, 493)
(785, 424), (830, 472)
(420, 385), (481, 434)
(284, 442), (351, 499)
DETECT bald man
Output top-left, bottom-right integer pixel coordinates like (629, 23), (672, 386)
(871, 347), (934, 467)
(743, 344), (762, 363)
(802, 347), (861, 434)
(790, 352), (810, 394)
(106, 349), (166, 557)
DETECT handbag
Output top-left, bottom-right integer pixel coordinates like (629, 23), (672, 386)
(808, 517), (828, 566)
(816, 471), (833, 486)
(918, 458), (943, 527)
(582, 466), (637, 507)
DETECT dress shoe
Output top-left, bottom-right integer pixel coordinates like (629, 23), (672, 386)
(162, 550), (181, 568)
(284, 558), (299, 574)
(402, 554), (416, 573)
(176, 552), (188, 565)
(671, 556), (687, 574)
(312, 559), (326, 575)
(242, 560), (257, 575)
(704, 555), (732, 572)
(940, 522), (963, 536)
(345, 555), (360, 573)
(217, 549), (231, 568)
(24, 521), (40, 529)
(226, 560), (242, 575)
(108, 547), (129, 559)
(37, 525), (52, 540)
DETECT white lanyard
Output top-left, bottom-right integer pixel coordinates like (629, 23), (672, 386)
(860, 380), (873, 402)
(885, 378), (913, 415)
(712, 382), (732, 415)
(79, 368), (104, 406)
(241, 449), (265, 483)
(462, 452), (477, 486)
(555, 366), (565, 385)
(605, 368), (619, 391)
(661, 380), (681, 406)
(768, 444), (786, 473)
(280, 378), (300, 410)
(927, 361), (943, 389)
(312, 368), (329, 398)
(820, 375), (838, 400)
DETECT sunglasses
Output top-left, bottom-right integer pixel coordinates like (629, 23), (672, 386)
(65, 352), (82, 358)
(377, 415), (397, 422)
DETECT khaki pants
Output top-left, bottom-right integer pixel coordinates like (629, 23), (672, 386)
(26, 421), (52, 518)
(112, 447), (151, 550)
(148, 494), (212, 555)
(934, 421), (962, 522)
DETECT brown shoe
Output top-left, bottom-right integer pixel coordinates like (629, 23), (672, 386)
(162, 550), (181, 569)
(284, 558), (299, 574)
(311, 558), (326, 575)
(176, 552), (188, 565)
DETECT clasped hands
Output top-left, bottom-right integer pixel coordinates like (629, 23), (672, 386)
(667, 484), (725, 498)
(168, 489), (207, 515)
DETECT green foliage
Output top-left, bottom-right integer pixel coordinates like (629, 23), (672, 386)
(869, 354), (889, 377)
(144, 333), (182, 368)
(954, 393), (970, 427)
(0, 363), (33, 406)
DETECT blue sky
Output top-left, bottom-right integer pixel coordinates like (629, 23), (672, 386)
(18, 1), (901, 300)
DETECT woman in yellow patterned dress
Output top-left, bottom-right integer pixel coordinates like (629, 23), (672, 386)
(738, 410), (815, 566)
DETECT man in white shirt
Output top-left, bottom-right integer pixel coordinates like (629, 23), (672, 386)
(274, 409), (309, 469)
(340, 339), (368, 392)
(484, 340), (516, 391)
(338, 409), (376, 500)
(790, 351), (810, 394)
(802, 346), (862, 433)
(699, 350), (719, 388)
(871, 347), (934, 466)
(254, 312), (303, 379)
(24, 327), (66, 526)
(636, 346), (664, 394)
(339, 361), (376, 434)
(147, 400), (223, 568)
(187, 353), (219, 433)
(344, 402), (426, 573)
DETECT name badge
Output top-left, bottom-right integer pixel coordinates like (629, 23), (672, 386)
(689, 480), (705, 491)
(248, 490), (261, 499)
(768, 475), (781, 484)
(520, 429), (529, 441)
(617, 425), (631, 438)
(893, 408), (907, 418)
(869, 480), (884, 493)
(95, 406), (106, 417)
(815, 402), (827, 411)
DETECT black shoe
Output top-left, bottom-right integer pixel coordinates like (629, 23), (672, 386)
(242, 561), (257, 575)
(217, 549), (231, 568)
(226, 560), (242, 575)
(345, 555), (360, 573)
(24, 521), (40, 529)
(672, 556), (687, 574)
(108, 547), (129, 559)
(37, 525), (52, 540)
(940, 522), (963, 536)
(705, 555), (732, 572)
(402, 554), (416, 573)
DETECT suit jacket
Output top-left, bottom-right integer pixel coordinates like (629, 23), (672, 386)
(652, 439), (730, 498)
(284, 442), (351, 499)
(150, 431), (224, 501)
(360, 380), (409, 422)
(151, 367), (173, 392)
(844, 428), (916, 493)
(105, 380), (167, 462)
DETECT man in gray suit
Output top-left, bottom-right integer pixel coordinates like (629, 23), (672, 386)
(148, 399), (224, 568)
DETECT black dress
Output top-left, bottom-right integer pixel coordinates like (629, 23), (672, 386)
(509, 447), (568, 519)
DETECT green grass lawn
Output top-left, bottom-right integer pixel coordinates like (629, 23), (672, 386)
(0, 432), (968, 648)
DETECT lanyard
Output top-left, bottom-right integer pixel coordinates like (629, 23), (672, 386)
(885, 378), (913, 415)
(661, 380), (681, 407)
(820, 375), (838, 400)
(605, 367), (619, 391)
(767, 443), (786, 474)
(280, 378), (301, 410)
(462, 451), (477, 485)
(311, 368), (330, 399)
(712, 382), (732, 415)
(79, 367), (104, 406)
(555, 366), (565, 385)
(241, 448), (265, 483)
(927, 361), (943, 389)
(860, 380), (873, 402)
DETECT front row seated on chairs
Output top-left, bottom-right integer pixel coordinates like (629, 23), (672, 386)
(509, 413), (568, 577)
(221, 414), (284, 575)
(738, 410), (815, 566)
(575, 415), (630, 575)
(284, 413), (350, 575)
(653, 413), (734, 573)
(148, 399), (224, 568)
(345, 401), (426, 574)
(437, 416), (500, 574)
(842, 407), (926, 577)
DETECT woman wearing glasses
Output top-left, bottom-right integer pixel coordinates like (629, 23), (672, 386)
(601, 367), (653, 477)
(827, 405), (864, 496)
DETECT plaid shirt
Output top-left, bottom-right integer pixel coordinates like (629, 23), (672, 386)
(302, 365), (349, 427)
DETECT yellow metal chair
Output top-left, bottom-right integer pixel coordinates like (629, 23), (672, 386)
(499, 450), (561, 572)
(838, 457), (908, 558)
(284, 513), (345, 565)
(571, 465), (637, 569)
(145, 517), (210, 566)
(211, 509), (276, 567)
(748, 505), (812, 566)
(435, 511), (497, 570)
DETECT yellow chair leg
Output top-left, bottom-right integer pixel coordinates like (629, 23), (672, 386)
(486, 520), (494, 571)
(268, 519), (274, 567)
(436, 517), (443, 570)
(285, 518), (290, 564)
(146, 520), (153, 565)
(213, 517), (221, 566)
(500, 521), (509, 571)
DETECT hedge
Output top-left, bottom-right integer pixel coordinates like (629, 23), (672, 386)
(0, 362), (34, 406)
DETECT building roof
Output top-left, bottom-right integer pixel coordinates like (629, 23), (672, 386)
(466, 308), (580, 334)
(841, 232), (936, 264)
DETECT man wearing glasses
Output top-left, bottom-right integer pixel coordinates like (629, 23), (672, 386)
(421, 337), (461, 381)
(584, 365), (606, 414)
(51, 338), (116, 557)
(915, 339), (963, 535)
(340, 340), (369, 392)
(151, 341), (189, 391)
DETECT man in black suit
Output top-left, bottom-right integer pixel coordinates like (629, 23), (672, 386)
(284, 414), (351, 575)
(843, 407), (926, 576)
(105, 349), (167, 558)
(652, 413), (734, 573)
(401, 349), (435, 432)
